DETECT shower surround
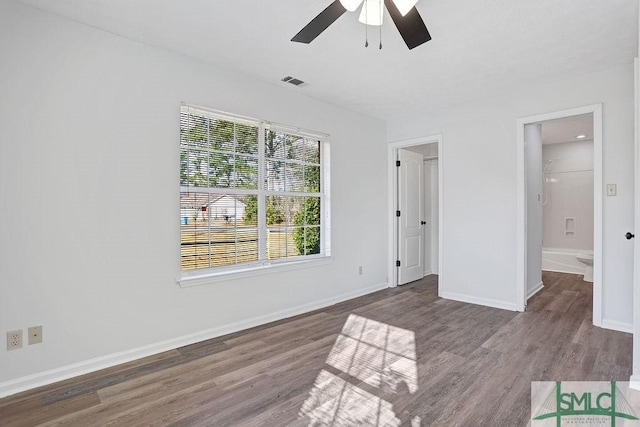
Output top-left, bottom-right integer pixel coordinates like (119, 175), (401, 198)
(541, 140), (594, 274)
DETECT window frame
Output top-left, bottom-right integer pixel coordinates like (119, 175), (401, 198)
(178, 104), (331, 287)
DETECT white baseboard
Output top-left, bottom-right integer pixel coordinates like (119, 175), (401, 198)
(423, 270), (432, 277)
(601, 319), (633, 334)
(527, 281), (544, 299)
(630, 375), (640, 389)
(0, 282), (389, 398)
(439, 291), (519, 312)
(542, 267), (582, 275)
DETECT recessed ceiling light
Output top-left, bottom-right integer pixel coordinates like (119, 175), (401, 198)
(576, 134), (587, 139)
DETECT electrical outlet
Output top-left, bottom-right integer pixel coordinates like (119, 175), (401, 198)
(7, 330), (22, 350)
(358, 266), (363, 275)
(28, 326), (43, 345)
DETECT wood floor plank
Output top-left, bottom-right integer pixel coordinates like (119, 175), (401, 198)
(0, 272), (632, 426)
(2, 392), (101, 427)
(235, 393), (308, 426)
(405, 346), (503, 425)
(40, 350), (186, 406)
(0, 396), (41, 421)
(222, 312), (337, 347)
(98, 339), (267, 401)
(213, 334), (335, 391)
(431, 350), (525, 426)
(0, 349), (182, 410)
(546, 289), (580, 312)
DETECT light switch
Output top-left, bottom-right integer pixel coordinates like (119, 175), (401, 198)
(607, 184), (617, 196)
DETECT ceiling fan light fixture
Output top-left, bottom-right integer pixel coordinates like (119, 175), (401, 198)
(339, 0), (364, 12)
(291, 0), (430, 50)
(358, 0), (384, 26)
(391, 0), (419, 16)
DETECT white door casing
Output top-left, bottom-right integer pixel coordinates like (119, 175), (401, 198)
(631, 58), (640, 384)
(517, 104), (603, 316)
(430, 162), (440, 274)
(423, 161), (431, 276)
(422, 159), (439, 276)
(387, 134), (442, 292)
(525, 123), (543, 299)
(398, 148), (424, 285)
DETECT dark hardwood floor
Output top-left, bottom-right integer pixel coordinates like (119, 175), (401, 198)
(0, 272), (632, 426)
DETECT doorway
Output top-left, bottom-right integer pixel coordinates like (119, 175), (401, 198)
(388, 135), (443, 289)
(517, 104), (603, 324)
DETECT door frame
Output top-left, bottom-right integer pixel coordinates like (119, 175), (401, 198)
(631, 58), (640, 384)
(516, 104), (603, 322)
(388, 134), (443, 290)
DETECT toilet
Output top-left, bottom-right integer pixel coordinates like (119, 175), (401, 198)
(575, 251), (594, 282)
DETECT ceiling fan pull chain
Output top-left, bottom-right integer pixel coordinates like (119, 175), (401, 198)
(379, 0), (383, 49)
(365, 0), (369, 47)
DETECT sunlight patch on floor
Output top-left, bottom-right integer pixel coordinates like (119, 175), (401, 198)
(299, 314), (421, 426)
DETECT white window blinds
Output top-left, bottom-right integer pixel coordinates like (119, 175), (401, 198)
(180, 104), (329, 275)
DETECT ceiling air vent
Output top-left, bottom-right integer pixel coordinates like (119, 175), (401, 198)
(281, 76), (307, 87)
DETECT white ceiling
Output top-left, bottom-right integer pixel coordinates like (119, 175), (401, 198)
(540, 114), (593, 145)
(16, 0), (638, 121)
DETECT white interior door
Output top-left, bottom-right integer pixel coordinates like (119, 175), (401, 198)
(398, 149), (424, 285)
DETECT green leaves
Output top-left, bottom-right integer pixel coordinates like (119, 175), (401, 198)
(293, 197), (321, 255)
(180, 115), (259, 190)
(181, 106), (325, 268)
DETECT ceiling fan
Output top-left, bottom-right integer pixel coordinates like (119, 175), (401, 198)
(291, 0), (431, 50)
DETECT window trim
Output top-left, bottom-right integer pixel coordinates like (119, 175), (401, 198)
(178, 103), (331, 284)
(178, 256), (333, 288)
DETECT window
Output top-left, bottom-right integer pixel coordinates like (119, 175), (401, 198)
(179, 104), (330, 280)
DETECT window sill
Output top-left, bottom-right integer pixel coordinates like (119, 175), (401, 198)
(177, 256), (333, 288)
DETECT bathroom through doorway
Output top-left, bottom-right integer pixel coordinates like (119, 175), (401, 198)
(517, 104), (602, 324)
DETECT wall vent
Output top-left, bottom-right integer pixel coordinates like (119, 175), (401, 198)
(281, 76), (307, 87)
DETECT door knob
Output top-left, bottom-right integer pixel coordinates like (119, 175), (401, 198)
(421, 221), (426, 225)
(626, 232), (635, 240)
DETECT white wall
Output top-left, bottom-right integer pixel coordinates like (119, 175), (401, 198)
(388, 63), (635, 323)
(542, 140), (594, 250)
(525, 124), (543, 297)
(0, 0), (388, 393)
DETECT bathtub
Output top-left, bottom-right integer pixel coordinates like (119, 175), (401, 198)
(542, 247), (587, 275)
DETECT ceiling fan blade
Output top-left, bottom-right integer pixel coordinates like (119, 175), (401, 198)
(384, 0), (431, 50)
(292, 1), (347, 44)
